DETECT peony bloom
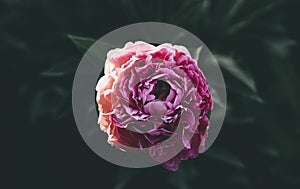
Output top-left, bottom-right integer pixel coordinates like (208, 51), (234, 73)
(96, 41), (213, 171)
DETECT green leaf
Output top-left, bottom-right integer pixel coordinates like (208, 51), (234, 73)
(205, 148), (245, 169)
(168, 167), (191, 189)
(68, 34), (116, 62)
(259, 145), (280, 157)
(40, 58), (77, 77)
(227, 86), (264, 103)
(215, 54), (256, 93)
(227, 0), (288, 34)
(216, 54), (263, 103)
(226, 0), (246, 24)
(67, 34), (96, 52)
(29, 86), (69, 125)
(262, 38), (296, 59)
(225, 115), (255, 125)
(171, 0), (204, 24)
(114, 169), (141, 189)
(226, 173), (251, 188)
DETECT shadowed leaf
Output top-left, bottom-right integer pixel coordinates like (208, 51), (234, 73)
(29, 86), (69, 125)
(226, 173), (251, 188)
(206, 148), (245, 169)
(227, 86), (264, 103)
(228, 0), (288, 34)
(68, 34), (96, 52)
(226, 0), (246, 24)
(259, 145), (280, 157)
(215, 54), (256, 93)
(114, 169), (141, 189)
(263, 38), (296, 58)
(168, 167), (191, 189)
(40, 58), (77, 77)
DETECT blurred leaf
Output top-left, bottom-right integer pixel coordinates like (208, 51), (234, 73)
(68, 34), (116, 63)
(263, 38), (296, 59)
(40, 58), (77, 77)
(228, 86), (264, 103)
(205, 148), (245, 169)
(0, 33), (28, 50)
(29, 86), (68, 125)
(226, 173), (251, 188)
(168, 162), (202, 189)
(114, 169), (141, 189)
(120, 0), (139, 21)
(225, 116), (255, 125)
(53, 97), (72, 120)
(226, 0), (246, 24)
(168, 168), (190, 189)
(228, 0), (288, 34)
(67, 34), (96, 52)
(215, 54), (256, 93)
(171, 0), (203, 24)
(259, 145), (280, 157)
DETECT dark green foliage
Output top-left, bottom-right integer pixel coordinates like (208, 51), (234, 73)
(3, 0), (300, 188)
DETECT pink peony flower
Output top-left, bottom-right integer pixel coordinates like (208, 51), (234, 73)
(96, 41), (213, 171)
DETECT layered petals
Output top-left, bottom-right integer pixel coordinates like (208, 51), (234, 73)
(96, 41), (213, 171)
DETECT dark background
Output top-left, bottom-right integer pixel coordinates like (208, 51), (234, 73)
(3, 0), (300, 188)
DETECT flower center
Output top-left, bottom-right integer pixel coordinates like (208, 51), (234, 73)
(128, 79), (172, 119)
(151, 80), (171, 101)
